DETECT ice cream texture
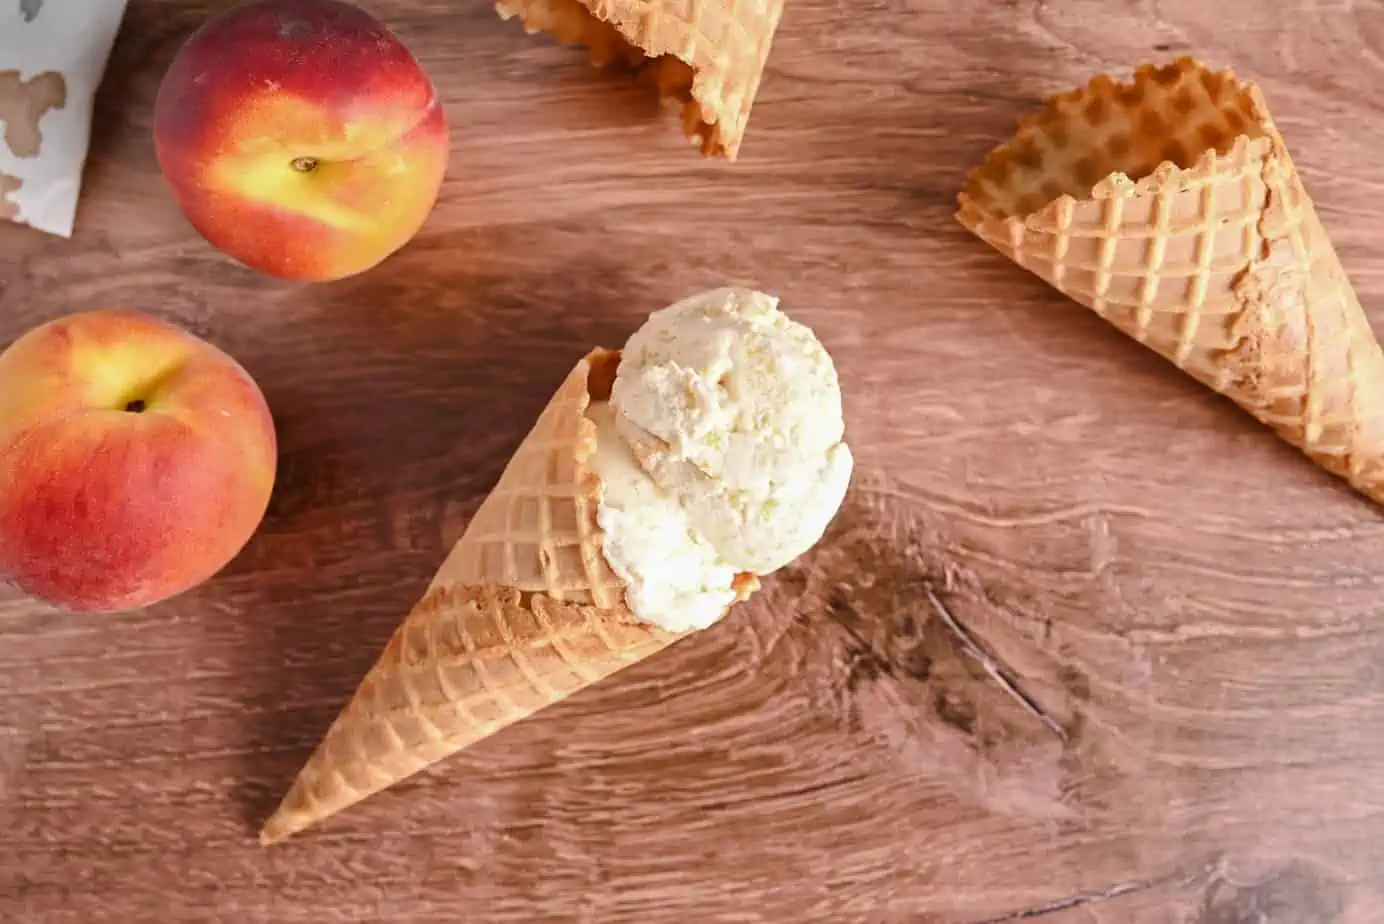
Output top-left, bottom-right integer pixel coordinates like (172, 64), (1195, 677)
(591, 286), (853, 631)
(588, 402), (740, 632)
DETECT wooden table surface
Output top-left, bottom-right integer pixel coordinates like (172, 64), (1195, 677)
(6, 1), (1384, 921)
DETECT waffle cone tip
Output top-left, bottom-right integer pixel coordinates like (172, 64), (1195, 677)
(256, 582), (684, 845)
(257, 348), (762, 845)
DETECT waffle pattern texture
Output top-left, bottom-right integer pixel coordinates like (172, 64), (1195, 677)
(957, 57), (1384, 504)
(428, 350), (628, 609)
(259, 351), (683, 845)
(495, 0), (785, 160)
(259, 584), (678, 845)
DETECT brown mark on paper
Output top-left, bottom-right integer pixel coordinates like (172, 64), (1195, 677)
(0, 69), (68, 158)
(0, 174), (21, 220)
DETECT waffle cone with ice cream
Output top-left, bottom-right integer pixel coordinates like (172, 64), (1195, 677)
(957, 57), (1384, 505)
(494, 0), (784, 160)
(260, 288), (854, 844)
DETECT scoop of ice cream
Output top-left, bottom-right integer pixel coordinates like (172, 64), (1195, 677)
(609, 286), (853, 576)
(587, 402), (739, 633)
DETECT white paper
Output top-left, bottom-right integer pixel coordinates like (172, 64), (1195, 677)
(0, 0), (129, 238)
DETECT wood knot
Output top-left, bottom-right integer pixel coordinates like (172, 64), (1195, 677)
(1197, 860), (1347, 924)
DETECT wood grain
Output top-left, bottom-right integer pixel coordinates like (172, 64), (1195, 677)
(5, 0), (1384, 921)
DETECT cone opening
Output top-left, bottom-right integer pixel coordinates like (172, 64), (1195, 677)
(962, 57), (1268, 220)
(586, 347), (622, 401)
(498, 0), (719, 155)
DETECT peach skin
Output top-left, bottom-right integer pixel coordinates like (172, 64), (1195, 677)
(0, 310), (278, 613)
(153, 0), (450, 282)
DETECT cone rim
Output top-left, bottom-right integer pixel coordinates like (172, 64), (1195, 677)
(493, 0), (783, 160)
(955, 56), (1286, 231)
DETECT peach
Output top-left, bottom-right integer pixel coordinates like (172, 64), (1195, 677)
(0, 310), (278, 613)
(153, 0), (450, 282)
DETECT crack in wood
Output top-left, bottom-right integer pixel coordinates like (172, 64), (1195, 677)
(965, 877), (1159, 923)
(925, 586), (1068, 742)
(965, 863), (1217, 923)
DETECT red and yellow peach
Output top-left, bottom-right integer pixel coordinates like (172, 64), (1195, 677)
(153, 0), (450, 282)
(0, 310), (278, 612)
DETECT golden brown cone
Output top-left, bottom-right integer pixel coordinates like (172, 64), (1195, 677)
(259, 350), (756, 845)
(257, 583), (682, 846)
(494, 0), (785, 160)
(956, 57), (1384, 505)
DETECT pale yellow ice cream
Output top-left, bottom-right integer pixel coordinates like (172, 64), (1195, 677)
(588, 402), (740, 633)
(589, 286), (853, 631)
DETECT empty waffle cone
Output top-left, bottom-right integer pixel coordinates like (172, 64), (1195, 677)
(260, 350), (756, 845)
(495, 0), (785, 160)
(957, 57), (1384, 504)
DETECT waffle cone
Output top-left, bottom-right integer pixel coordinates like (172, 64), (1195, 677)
(957, 57), (1384, 504)
(495, 0), (784, 160)
(260, 350), (756, 845)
